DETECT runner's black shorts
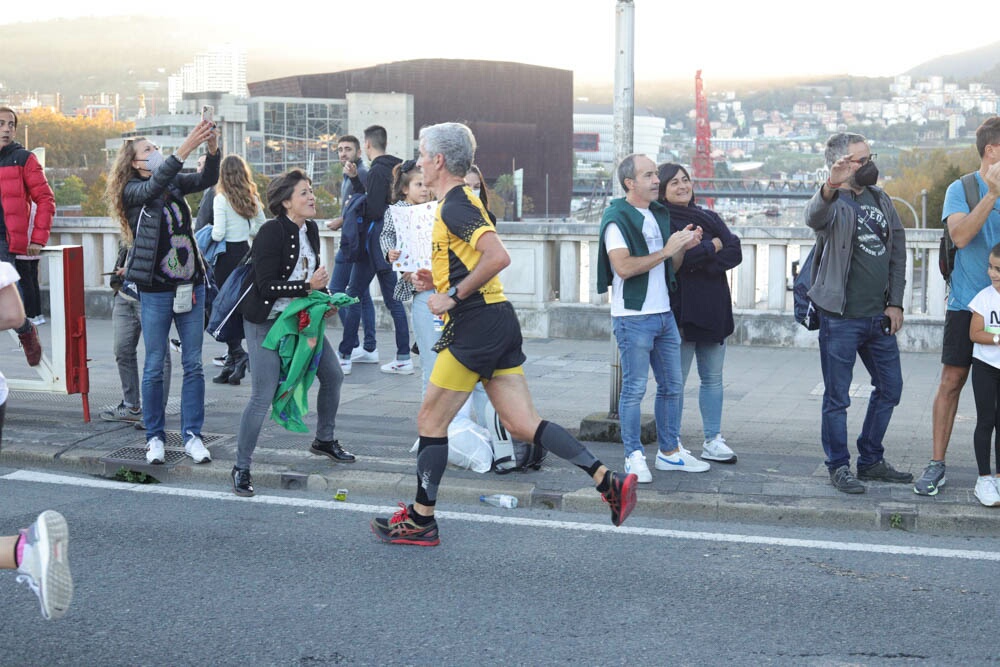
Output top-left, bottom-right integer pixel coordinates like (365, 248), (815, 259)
(941, 309), (973, 368)
(432, 300), (527, 383)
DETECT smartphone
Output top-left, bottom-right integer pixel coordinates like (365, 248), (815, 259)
(881, 315), (892, 335)
(173, 283), (194, 314)
(201, 105), (214, 124)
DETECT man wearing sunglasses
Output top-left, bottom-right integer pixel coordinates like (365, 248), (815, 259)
(805, 132), (911, 494)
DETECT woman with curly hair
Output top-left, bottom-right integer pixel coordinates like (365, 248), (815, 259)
(209, 154), (266, 385)
(104, 121), (218, 466)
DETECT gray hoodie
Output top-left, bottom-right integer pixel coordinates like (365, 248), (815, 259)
(804, 185), (906, 316)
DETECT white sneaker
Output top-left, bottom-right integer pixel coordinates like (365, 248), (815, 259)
(381, 359), (414, 375)
(184, 432), (211, 464)
(30, 314), (46, 326)
(655, 447), (710, 473)
(339, 356), (352, 376)
(350, 347), (379, 363)
(145, 436), (165, 464)
(701, 434), (737, 463)
(624, 450), (653, 483)
(974, 476), (1000, 507)
(16, 510), (72, 620)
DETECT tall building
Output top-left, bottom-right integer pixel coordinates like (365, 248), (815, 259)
(168, 44), (248, 113)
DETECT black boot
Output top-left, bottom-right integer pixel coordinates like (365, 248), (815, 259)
(228, 350), (249, 385)
(213, 355), (235, 384)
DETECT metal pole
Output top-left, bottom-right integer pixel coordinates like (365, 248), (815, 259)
(545, 173), (549, 218)
(920, 188), (927, 228)
(608, 0), (635, 418)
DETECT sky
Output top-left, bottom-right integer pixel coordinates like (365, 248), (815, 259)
(4, 0), (998, 83)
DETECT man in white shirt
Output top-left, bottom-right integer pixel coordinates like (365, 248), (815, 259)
(597, 154), (708, 482)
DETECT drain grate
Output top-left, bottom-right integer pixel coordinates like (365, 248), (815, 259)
(105, 446), (190, 465)
(102, 431), (229, 469)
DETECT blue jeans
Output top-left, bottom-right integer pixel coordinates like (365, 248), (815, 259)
(612, 311), (682, 457)
(328, 248), (376, 353)
(139, 285), (205, 442)
(679, 340), (726, 440)
(113, 293), (170, 409)
(339, 257), (410, 360)
(818, 314), (903, 471)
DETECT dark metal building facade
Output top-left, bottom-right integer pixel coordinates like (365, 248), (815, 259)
(249, 59), (573, 216)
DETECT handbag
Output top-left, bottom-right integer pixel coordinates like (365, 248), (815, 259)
(206, 253), (252, 342)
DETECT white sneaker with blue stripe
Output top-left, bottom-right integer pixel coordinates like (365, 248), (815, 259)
(655, 447), (710, 473)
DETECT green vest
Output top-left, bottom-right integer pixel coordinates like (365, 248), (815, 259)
(597, 198), (675, 311)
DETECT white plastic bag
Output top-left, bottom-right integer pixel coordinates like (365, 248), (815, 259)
(408, 415), (493, 473)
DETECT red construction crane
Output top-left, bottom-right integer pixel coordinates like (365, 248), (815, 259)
(693, 70), (714, 207)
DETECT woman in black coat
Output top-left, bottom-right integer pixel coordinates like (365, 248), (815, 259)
(231, 169), (353, 497)
(657, 163), (743, 464)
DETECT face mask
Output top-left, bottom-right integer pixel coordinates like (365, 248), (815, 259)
(854, 160), (878, 187)
(142, 150), (165, 174)
(470, 187), (481, 200)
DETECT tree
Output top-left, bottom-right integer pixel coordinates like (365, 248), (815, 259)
(17, 108), (132, 168)
(883, 146), (978, 228)
(53, 175), (85, 206)
(81, 174), (107, 217)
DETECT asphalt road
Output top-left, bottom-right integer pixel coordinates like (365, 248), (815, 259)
(2, 467), (997, 666)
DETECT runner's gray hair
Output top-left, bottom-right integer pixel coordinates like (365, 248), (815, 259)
(419, 123), (475, 177)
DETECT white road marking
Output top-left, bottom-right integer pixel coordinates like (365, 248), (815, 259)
(5, 470), (999, 562)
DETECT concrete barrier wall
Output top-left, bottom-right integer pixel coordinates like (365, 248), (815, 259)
(40, 216), (948, 351)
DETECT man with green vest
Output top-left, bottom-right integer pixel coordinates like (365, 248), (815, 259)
(598, 153), (708, 482)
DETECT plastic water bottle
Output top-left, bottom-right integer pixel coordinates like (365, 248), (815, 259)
(480, 494), (518, 509)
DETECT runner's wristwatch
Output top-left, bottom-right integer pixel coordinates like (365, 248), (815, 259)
(447, 286), (463, 305)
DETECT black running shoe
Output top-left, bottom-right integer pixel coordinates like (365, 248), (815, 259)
(371, 503), (440, 546)
(601, 472), (638, 527)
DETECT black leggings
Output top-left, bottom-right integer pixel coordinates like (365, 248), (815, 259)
(14, 259), (41, 318)
(971, 358), (1000, 476)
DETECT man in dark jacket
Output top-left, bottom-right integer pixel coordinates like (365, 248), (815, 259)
(336, 125), (411, 375)
(326, 135), (377, 367)
(805, 132), (911, 494)
(0, 107), (54, 264)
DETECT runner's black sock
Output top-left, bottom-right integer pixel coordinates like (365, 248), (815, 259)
(596, 470), (612, 494)
(415, 435), (449, 507)
(409, 505), (435, 525)
(533, 420), (600, 474)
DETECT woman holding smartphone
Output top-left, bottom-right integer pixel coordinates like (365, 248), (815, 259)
(105, 120), (218, 466)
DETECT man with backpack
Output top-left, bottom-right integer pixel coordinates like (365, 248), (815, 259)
(805, 132), (911, 494)
(917, 117), (1000, 496)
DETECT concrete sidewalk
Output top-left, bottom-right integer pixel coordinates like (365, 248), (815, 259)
(1, 317), (996, 535)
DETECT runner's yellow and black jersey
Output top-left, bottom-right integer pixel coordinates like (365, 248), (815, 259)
(432, 185), (506, 307)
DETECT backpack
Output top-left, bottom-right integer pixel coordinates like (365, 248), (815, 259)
(939, 172), (979, 283)
(339, 193), (368, 263)
(793, 244), (821, 330)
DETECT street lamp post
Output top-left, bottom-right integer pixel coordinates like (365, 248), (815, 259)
(609, 0), (635, 418)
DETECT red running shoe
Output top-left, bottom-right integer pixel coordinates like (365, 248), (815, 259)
(18, 322), (42, 366)
(371, 503), (440, 546)
(602, 472), (638, 527)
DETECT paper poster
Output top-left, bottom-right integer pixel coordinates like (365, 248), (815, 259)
(391, 201), (437, 272)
